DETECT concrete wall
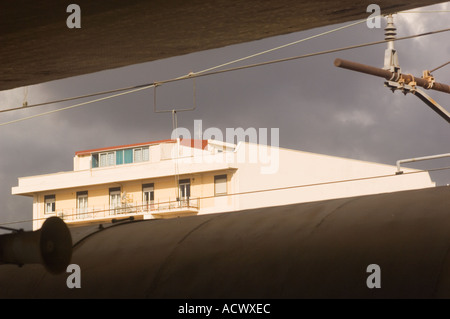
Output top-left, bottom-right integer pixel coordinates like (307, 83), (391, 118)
(233, 143), (435, 211)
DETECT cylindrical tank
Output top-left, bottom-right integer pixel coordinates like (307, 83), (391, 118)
(1, 186), (450, 298)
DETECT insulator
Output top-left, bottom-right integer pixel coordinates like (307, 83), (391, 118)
(384, 14), (397, 41)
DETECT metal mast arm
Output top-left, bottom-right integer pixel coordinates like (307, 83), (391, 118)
(384, 80), (450, 123)
(334, 58), (450, 95)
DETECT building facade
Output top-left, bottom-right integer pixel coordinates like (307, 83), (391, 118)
(12, 139), (435, 230)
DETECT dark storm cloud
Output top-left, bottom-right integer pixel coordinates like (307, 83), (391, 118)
(1, 2), (449, 229)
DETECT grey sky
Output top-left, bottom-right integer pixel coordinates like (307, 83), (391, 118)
(1, 2), (449, 231)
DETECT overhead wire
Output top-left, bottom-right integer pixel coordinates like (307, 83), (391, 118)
(0, 83), (154, 114)
(397, 10), (450, 14)
(0, 84), (155, 127)
(430, 61), (450, 73)
(396, 8), (450, 75)
(1, 26), (449, 127)
(0, 10), (448, 115)
(0, 11), (419, 114)
(154, 27), (450, 85)
(1, 17), (371, 114)
(187, 18), (369, 76)
(192, 9), (449, 75)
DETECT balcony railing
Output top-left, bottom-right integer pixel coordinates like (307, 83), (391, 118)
(56, 197), (199, 222)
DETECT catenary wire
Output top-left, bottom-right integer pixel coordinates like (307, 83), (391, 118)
(0, 11), (433, 114)
(0, 83), (153, 114)
(0, 11), (447, 114)
(0, 17), (371, 114)
(1, 164), (450, 228)
(398, 10), (450, 13)
(154, 27), (450, 86)
(0, 84), (155, 127)
(430, 61), (450, 73)
(1, 26), (449, 127)
(188, 18), (369, 76)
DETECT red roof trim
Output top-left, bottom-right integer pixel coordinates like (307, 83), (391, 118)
(75, 139), (176, 156)
(179, 139), (208, 150)
(75, 139), (208, 156)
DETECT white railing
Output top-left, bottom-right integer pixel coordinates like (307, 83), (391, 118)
(56, 198), (199, 222)
(396, 153), (450, 174)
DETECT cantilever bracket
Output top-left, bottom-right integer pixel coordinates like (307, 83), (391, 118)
(384, 81), (450, 123)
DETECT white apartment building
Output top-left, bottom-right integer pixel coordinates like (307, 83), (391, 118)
(12, 138), (435, 230)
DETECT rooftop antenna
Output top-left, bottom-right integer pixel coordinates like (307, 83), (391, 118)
(153, 77), (197, 135)
(334, 14), (450, 123)
(153, 77), (197, 201)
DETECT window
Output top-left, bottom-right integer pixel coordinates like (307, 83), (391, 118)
(116, 150), (124, 165)
(143, 147), (149, 161)
(134, 148), (142, 162)
(99, 153), (107, 167)
(91, 146), (150, 168)
(142, 183), (154, 211)
(92, 154), (99, 168)
(76, 191), (88, 219)
(134, 147), (149, 163)
(179, 179), (191, 200)
(214, 174), (227, 196)
(99, 151), (115, 167)
(122, 148), (133, 164)
(109, 187), (121, 215)
(44, 195), (55, 214)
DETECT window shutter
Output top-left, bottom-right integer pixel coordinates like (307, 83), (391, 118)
(124, 149), (133, 164)
(99, 153), (107, 167)
(107, 152), (115, 166)
(214, 175), (227, 195)
(116, 150), (124, 165)
(143, 147), (150, 161)
(134, 148), (142, 162)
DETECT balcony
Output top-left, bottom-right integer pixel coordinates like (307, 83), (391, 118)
(150, 198), (200, 219)
(56, 198), (200, 225)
